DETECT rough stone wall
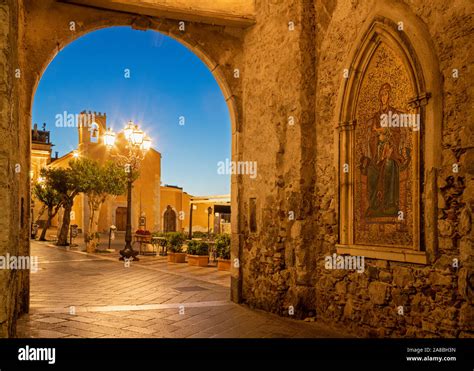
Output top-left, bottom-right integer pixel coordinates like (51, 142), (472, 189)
(240, 0), (318, 314)
(0, 0), (29, 337)
(311, 0), (473, 338)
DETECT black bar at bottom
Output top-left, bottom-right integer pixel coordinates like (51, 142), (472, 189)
(0, 338), (472, 369)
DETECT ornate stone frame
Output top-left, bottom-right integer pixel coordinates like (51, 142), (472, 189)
(335, 9), (442, 265)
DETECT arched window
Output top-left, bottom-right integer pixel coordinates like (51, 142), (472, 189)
(89, 122), (99, 143)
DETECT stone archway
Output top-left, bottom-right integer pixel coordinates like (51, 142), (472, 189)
(8, 0), (248, 336)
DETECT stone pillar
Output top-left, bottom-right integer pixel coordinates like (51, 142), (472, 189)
(0, 0), (28, 337)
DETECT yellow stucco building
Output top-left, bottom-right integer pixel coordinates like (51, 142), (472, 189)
(31, 111), (230, 237)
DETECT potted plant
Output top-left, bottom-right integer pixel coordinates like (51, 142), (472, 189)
(135, 229), (152, 243)
(186, 240), (209, 267)
(191, 231), (206, 239)
(166, 232), (186, 263)
(215, 234), (231, 271)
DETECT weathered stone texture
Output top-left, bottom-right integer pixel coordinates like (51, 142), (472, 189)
(0, 0), (29, 338)
(305, 0), (473, 338)
(239, 0), (473, 338)
(239, 0), (318, 317)
(0, 0), (472, 338)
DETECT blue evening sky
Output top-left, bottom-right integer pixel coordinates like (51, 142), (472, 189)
(33, 27), (230, 196)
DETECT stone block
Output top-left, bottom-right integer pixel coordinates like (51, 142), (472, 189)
(429, 272), (452, 287)
(463, 149), (474, 175)
(459, 303), (474, 330)
(438, 219), (454, 237)
(379, 271), (392, 283)
(457, 268), (473, 303)
(343, 297), (353, 319)
(392, 288), (409, 306)
(458, 207), (472, 236)
(366, 265), (379, 280)
(460, 237), (474, 264)
(393, 266), (414, 288)
(335, 280), (347, 295)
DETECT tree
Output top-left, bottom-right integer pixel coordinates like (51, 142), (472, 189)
(79, 159), (127, 252)
(43, 162), (83, 246)
(32, 169), (63, 241)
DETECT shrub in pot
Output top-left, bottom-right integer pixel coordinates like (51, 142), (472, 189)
(166, 232), (186, 263)
(187, 241), (209, 267)
(215, 234), (231, 271)
(191, 231), (207, 238)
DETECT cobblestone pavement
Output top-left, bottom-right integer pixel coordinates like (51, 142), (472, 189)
(16, 241), (352, 338)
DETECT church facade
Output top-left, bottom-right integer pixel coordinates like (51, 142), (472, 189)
(31, 112), (230, 236)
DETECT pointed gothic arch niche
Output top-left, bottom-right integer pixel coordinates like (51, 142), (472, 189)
(336, 16), (441, 264)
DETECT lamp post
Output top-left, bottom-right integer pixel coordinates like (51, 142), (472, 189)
(104, 121), (152, 261)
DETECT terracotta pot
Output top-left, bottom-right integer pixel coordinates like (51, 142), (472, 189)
(217, 258), (231, 271)
(168, 252), (186, 263)
(187, 254), (209, 267)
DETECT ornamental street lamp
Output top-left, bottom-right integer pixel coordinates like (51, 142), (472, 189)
(104, 121), (151, 261)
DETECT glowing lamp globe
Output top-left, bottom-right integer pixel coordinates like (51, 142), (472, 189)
(103, 128), (116, 147)
(141, 136), (152, 151)
(124, 121), (135, 141)
(132, 128), (144, 146)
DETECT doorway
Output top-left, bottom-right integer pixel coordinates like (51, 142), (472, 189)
(115, 207), (127, 231)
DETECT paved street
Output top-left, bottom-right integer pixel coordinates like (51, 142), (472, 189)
(17, 241), (351, 338)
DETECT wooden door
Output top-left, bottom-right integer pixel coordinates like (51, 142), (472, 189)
(115, 207), (127, 231)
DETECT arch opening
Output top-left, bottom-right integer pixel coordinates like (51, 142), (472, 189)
(27, 25), (239, 330)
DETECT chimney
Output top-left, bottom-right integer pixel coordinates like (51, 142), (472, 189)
(55, 151), (58, 159)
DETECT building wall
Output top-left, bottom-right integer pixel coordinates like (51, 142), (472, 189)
(159, 187), (226, 234)
(49, 114), (162, 235)
(48, 153), (84, 232)
(31, 143), (53, 225)
(130, 149), (162, 232)
(239, 0), (317, 315)
(238, 0), (473, 338)
(0, 0), (29, 337)
(309, 0), (473, 338)
(190, 202), (216, 233)
(160, 186), (186, 232)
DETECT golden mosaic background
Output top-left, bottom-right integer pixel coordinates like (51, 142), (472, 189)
(354, 42), (418, 247)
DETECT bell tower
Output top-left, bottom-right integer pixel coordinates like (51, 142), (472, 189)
(78, 110), (107, 154)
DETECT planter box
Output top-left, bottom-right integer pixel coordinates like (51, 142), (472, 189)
(168, 252), (186, 263)
(134, 234), (152, 243)
(187, 254), (209, 267)
(217, 258), (231, 271)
